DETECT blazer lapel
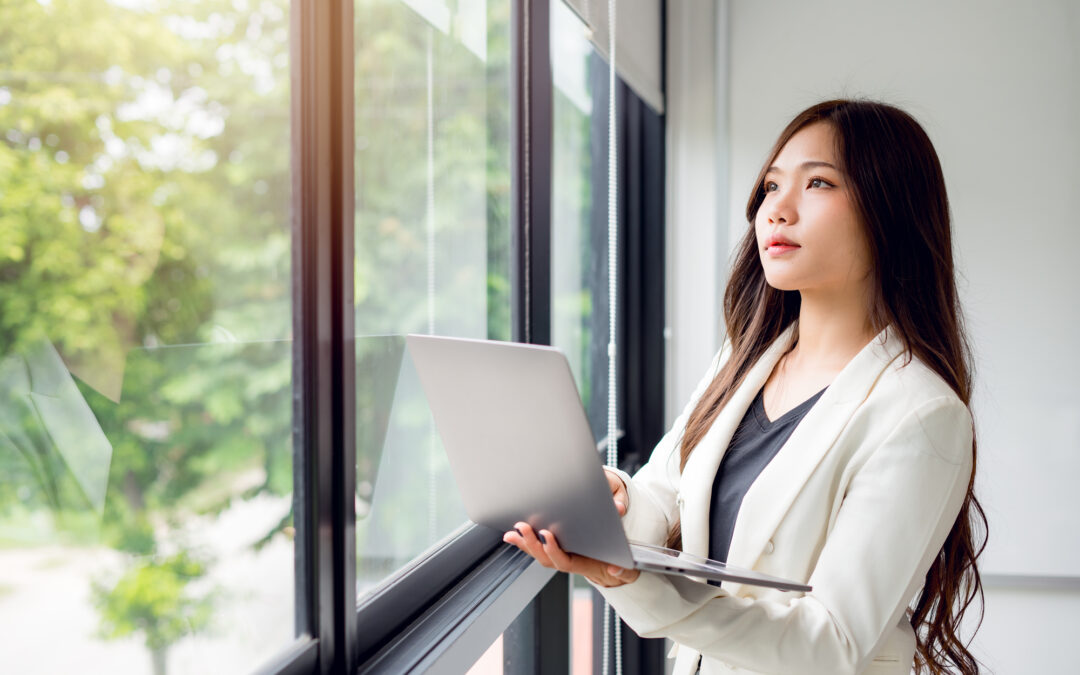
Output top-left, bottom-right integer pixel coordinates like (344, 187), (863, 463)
(724, 326), (907, 572)
(679, 325), (797, 558)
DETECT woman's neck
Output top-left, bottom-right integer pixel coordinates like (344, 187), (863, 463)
(790, 287), (877, 372)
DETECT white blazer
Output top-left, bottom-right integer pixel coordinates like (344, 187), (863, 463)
(599, 325), (974, 675)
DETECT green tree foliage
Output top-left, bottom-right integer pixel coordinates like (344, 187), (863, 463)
(0, 0), (292, 666)
(92, 551), (216, 675)
(0, 0), (293, 513)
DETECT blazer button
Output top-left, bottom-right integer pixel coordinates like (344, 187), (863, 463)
(676, 493), (685, 509)
(765, 539), (775, 554)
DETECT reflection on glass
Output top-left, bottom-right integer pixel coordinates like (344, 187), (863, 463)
(0, 1), (293, 673)
(550, 0), (609, 435)
(353, 0), (512, 598)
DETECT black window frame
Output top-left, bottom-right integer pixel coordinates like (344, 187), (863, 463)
(288, 0), (356, 673)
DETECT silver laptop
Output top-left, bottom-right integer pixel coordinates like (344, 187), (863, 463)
(406, 334), (811, 593)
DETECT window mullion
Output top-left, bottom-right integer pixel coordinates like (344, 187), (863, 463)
(512, 0), (553, 347)
(505, 1), (569, 672)
(291, 0), (356, 673)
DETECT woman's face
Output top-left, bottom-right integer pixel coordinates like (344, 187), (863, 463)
(754, 121), (873, 296)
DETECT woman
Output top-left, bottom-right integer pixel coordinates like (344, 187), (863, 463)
(504, 99), (986, 675)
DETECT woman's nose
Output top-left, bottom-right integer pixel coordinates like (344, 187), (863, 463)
(763, 191), (797, 225)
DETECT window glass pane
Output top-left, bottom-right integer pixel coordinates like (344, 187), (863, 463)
(0, 1), (294, 673)
(550, 0), (608, 436)
(353, 0), (512, 598)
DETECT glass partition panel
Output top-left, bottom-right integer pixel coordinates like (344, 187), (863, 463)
(353, 0), (512, 599)
(550, 0), (608, 435)
(0, 1), (294, 673)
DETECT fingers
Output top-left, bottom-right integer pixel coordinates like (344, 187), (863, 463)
(603, 469), (628, 516)
(539, 529), (575, 571)
(606, 564), (640, 584)
(505, 524), (593, 576)
(503, 523), (639, 586)
(503, 522), (555, 568)
(614, 498), (627, 516)
(531, 528), (636, 586)
(581, 563), (639, 588)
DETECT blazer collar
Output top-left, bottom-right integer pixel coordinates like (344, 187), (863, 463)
(679, 325), (906, 570)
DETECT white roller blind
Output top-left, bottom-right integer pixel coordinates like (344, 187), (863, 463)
(562, 0), (664, 113)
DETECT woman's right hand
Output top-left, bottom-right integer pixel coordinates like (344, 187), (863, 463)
(503, 522), (640, 587)
(604, 468), (629, 516)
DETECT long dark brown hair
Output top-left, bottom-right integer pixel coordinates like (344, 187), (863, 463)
(667, 100), (987, 674)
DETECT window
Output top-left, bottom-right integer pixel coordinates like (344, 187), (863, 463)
(0, 1), (664, 673)
(0, 1), (294, 673)
(352, 0), (512, 600)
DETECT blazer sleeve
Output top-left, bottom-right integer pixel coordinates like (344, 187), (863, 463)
(597, 395), (974, 675)
(608, 340), (732, 546)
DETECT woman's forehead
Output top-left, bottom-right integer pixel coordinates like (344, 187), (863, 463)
(771, 122), (839, 170)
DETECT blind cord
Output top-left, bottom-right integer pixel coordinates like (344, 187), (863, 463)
(523, 0), (532, 342)
(602, 1), (621, 674)
(425, 24), (438, 544)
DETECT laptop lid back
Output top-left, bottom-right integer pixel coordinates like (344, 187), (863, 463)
(406, 334), (635, 568)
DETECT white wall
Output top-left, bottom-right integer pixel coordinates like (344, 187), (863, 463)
(666, 0), (1079, 672)
(663, 0), (725, 424)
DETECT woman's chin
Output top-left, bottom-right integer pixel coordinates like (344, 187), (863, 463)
(763, 275), (801, 292)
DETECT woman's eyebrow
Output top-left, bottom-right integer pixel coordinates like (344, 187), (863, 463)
(765, 160), (838, 174)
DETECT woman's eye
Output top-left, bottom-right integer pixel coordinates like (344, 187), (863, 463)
(808, 177), (833, 189)
(763, 181), (778, 192)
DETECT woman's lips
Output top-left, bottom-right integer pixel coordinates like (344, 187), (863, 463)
(766, 243), (800, 256)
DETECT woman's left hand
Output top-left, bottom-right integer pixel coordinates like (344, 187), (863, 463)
(503, 522), (640, 588)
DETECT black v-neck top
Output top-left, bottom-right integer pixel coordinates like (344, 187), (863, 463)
(707, 386), (827, 573)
